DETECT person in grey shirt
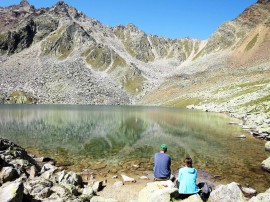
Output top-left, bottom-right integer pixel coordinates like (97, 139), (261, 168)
(154, 144), (171, 180)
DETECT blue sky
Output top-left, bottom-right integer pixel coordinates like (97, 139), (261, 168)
(1, 0), (257, 39)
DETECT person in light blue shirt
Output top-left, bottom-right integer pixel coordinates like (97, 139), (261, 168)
(154, 144), (171, 180)
(178, 157), (200, 199)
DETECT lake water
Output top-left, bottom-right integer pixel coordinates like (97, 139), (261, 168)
(0, 104), (269, 192)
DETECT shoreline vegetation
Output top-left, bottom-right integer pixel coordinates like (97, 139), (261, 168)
(1, 120), (270, 202)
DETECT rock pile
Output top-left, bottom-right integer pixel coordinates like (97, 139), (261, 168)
(0, 138), (114, 202)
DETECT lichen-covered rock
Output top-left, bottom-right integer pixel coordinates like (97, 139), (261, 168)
(90, 196), (118, 202)
(0, 181), (24, 202)
(261, 157), (270, 172)
(57, 170), (83, 187)
(208, 182), (247, 202)
(138, 181), (178, 202)
(0, 166), (19, 183)
(265, 141), (270, 151)
(249, 187), (270, 202)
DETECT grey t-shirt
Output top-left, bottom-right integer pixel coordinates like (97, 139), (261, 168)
(154, 152), (171, 178)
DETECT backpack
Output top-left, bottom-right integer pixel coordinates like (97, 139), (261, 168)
(198, 182), (212, 202)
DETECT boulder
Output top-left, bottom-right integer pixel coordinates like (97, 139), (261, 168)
(28, 165), (38, 178)
(138, 181), (178, 202)
(208, 182), (247, 202)
(140, 176), (149, 180)
(90, 196), (118, 202)
(50, 184), (70, 198)
(30, 183), (53, 199)
(249, 189), (270, 202)
(241, 186), (257, 196)
(265, 141), (270, 152)
(58, 171), (83, 187)
(0, 181), (24, 202)
(114, 181), (124, 187)
(0, 166), (19, 183)
(82, 186), (94, 196)
(121, 174), (136, 183)
(249, 193), (270, 202)
(92, 180), (104, 192)
(249, 187), (270, 202)
(41, 163), (57, 173)
(61, 183), (80, 196)
(261, 157), (270, 172)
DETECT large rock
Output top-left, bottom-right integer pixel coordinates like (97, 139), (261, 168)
(50, 184), (71, 198)
(249, 187), (270, 202)
(265, 141), (270, 152)
(138, 181), (178, 202)
(57, 171), (83, 187)
(90, 196), (118, 202)
(92, 180), (104, 193)
(208, 182), (246, 202)
(0, 166), (19, 183)
(0, 181), (24, 202)
(261, 157), (270, 172)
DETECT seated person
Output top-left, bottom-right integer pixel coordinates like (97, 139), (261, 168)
(153, 144), (171, 180)
(178, 157), (199, 199)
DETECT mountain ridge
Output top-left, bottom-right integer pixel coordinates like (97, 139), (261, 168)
(0, 0), (269, 120)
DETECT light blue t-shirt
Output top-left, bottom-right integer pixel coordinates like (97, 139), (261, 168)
(178, 166), (199, 194)
(154, 152), (171, 179)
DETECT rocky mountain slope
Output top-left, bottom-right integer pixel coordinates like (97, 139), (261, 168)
(0, 0), (270, 131)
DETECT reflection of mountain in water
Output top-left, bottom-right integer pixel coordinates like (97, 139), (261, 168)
(0, 105), (261, 162)
(0, 105), (269, 192)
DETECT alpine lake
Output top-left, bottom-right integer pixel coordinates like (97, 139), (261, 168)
(0, 104), (269, 193)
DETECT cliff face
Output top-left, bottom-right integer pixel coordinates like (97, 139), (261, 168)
(0, 1), (270, 107)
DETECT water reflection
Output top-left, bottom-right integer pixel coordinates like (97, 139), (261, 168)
(0, 104), (269, 192)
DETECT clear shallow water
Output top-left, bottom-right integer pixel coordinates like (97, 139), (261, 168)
(0, 104), (269, 192)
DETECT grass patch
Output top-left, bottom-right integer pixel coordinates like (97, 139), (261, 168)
(124, 75), (145, 95)
(111, 55), (127, 69)
(241, 95), (270, 107)
(245, 33), (258, 52)
(85, 46), (111, 71)
(8, 91), (34, 104)
(237, 79), (269, 88)
(226, 86), (262, 99)
(213, 79), (270, 94)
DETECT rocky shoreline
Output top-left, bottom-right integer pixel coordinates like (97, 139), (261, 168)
(1, 137), (270, 202)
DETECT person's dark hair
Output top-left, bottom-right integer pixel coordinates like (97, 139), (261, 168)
(184, 157), (193, 167)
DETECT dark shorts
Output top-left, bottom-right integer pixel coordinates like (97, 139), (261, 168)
(154, 177), (170, 181)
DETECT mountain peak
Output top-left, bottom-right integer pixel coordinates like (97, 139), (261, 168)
(55, 1), (68, 7)
(20, 0), (30, 7)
